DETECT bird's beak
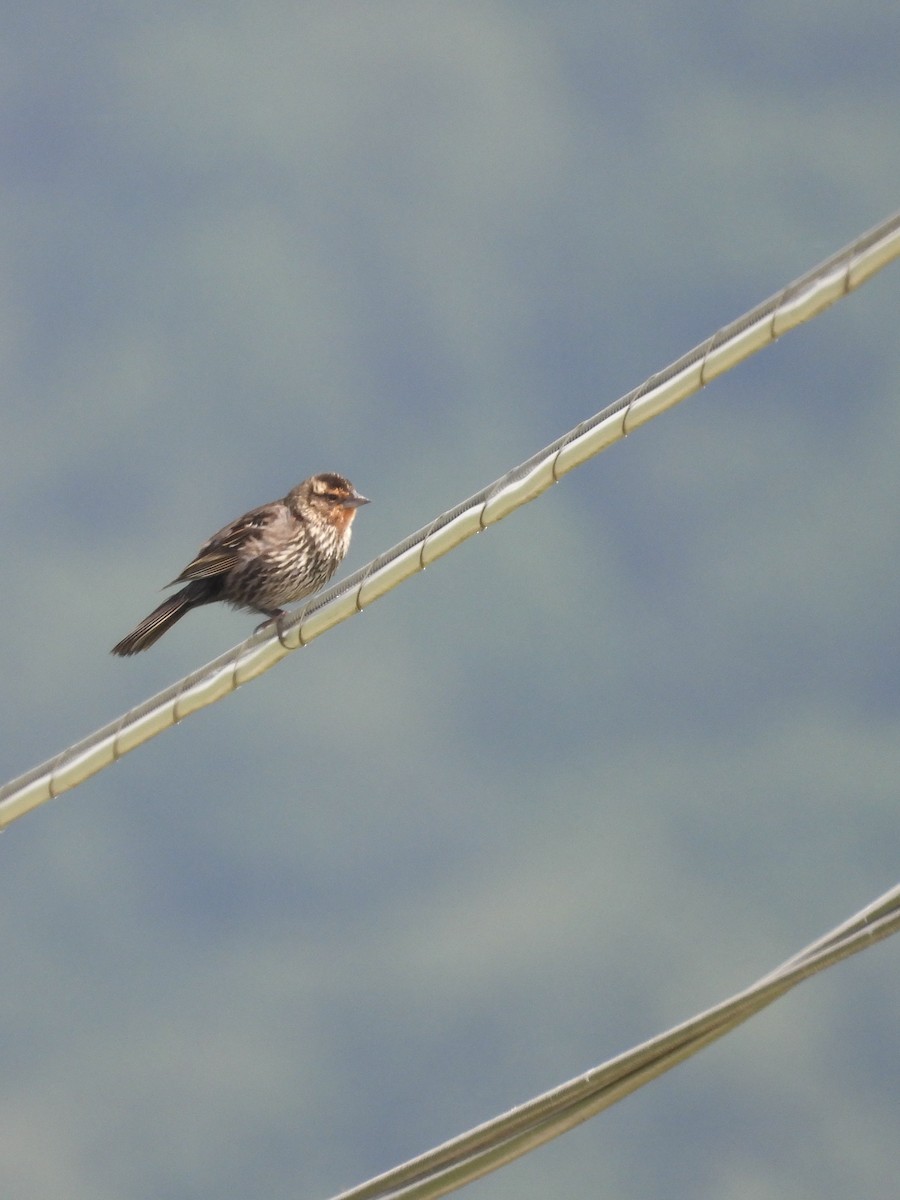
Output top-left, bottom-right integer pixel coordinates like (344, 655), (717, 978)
(345, 493), (370, 508)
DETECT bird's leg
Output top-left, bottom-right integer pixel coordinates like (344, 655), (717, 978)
(273, 611), (291, 649)
(253, 608), (287, 640)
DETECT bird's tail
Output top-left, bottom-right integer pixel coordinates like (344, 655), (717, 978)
(111, 588), (196, 656)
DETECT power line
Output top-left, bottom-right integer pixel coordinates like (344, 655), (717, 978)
(1, 210), (898, 831)
(324, 881), (900, 1200)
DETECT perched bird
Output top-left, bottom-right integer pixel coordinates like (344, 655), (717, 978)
(112, 473), (369, 655)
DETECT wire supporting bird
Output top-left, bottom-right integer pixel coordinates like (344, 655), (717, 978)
(111, 473), (369, 655)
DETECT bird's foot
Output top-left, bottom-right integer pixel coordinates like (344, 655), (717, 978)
(253, 610), (291, 648)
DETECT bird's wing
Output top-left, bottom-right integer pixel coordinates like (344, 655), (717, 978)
(168, 502), (281, 584)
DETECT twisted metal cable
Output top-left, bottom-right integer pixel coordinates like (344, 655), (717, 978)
(2, 211), (899, 830)
(324, 881), (900, 1200)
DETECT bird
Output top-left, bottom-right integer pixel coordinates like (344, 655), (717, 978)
(111, 473), (369, 655)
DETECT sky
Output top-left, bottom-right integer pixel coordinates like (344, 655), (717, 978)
(2, 4), (899, 1198)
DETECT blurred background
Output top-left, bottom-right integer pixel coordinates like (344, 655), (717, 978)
(2, 4), (899, 1198)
